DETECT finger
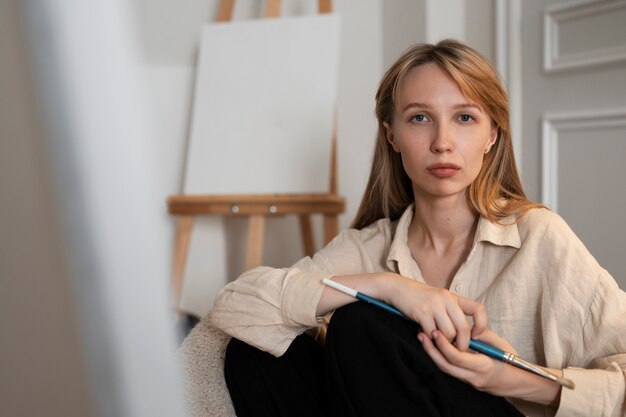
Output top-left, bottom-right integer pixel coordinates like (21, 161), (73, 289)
(419, 331), (474, 380)
(444, 302), (471, 351)
(432, 330), (495, 377)
(456, 297), (488, 338)
(418, 331), (449, 364)
(416, 315), (437, 340)
(432, 309), (457, 341)
(432, 330), (466, 364)
(429, 290), (464, 342)
(438, 293), (470, 351)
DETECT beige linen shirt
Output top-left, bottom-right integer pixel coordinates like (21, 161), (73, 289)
(209, 205), (626, 417)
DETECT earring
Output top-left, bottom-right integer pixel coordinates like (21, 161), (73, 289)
(484, 147), (490, 154)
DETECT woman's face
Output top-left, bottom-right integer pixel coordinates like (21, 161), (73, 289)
(384, 62), (497, 202)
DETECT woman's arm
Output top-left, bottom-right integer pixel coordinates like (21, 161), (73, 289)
(210, 223), (491, 357)
(317, 272), (489, 352)
(209, 227), (379, 356)
(417, 214), (626, 416)
(210, 266), (489, 357)
(208, 263), (330, 356)
(553, 274), (626, 417)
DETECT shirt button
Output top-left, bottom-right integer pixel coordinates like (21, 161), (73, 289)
(455, 284), (462, 292)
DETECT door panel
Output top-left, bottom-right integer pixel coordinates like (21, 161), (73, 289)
(521, 0), (626, 288)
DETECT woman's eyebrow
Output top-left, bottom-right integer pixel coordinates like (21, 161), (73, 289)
(401, 102), (431, 112)
(401, 102), (483, 112)
(452, 103), (482, 111)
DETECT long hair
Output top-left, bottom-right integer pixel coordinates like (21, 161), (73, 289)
(352, 39), (542, 229)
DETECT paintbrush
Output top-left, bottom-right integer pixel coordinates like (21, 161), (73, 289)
(322, 278), (575, 390)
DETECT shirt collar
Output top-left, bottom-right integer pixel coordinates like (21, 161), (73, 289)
(474, 214), (521, 248)
(385, 205), (418, 276)
(385, 204), (521, 274)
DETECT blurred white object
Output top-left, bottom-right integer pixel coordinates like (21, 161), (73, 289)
(10, 1), (187, 416)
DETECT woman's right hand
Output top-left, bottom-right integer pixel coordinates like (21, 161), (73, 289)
(317, 272), (488, 352)
(381, 273), (488, 352)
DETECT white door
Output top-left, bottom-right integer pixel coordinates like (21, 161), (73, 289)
(517, 0), (626, 289)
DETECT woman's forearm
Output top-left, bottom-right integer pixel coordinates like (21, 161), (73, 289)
(315, 272), (395, 317)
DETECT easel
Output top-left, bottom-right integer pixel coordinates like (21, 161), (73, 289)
(168, 0), (344, 313)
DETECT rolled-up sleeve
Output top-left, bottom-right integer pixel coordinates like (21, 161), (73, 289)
(208, 259), (331, 357)
(207, 225), (385, 357)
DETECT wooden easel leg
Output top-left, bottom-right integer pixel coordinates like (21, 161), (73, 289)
(299, 214), (316, 257)
(319, 0), (333, 13)
(216, 0), (234, 22)
(323, 214), (339, 245)
(245, 215), (266, 270)
(172, 216), (194, 313)
(265, 0), (281, 18)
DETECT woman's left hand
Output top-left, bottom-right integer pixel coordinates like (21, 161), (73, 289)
(418, 328), (513, 396)
(418, 329), (562, 406)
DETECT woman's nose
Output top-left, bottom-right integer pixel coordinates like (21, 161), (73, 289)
(430, 123), (453, 153)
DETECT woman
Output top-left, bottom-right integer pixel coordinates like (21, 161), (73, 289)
(209, 39), (626, 417)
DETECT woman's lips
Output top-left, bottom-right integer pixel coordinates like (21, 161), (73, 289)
(427, 163), (461, 178)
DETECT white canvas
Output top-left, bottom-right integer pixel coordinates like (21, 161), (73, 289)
(183, 14), (341, 194)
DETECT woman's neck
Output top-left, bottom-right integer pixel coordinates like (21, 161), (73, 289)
(409, 194), (478, 255)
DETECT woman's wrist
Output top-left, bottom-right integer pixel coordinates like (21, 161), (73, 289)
(372, 272), (408, 304)
(502, 364), (562, 407)
(317, 272), (400, 316)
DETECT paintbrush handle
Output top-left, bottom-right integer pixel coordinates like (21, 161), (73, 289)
(468, 339), (507, 360)
(356, 292), (409, 319)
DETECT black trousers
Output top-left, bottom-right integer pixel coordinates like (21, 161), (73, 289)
(224, 302), (523, 417)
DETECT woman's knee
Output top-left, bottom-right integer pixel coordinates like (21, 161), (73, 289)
(327, 301), (421, 350)
(224, 338), (258, 376)
(326, 302), (390, 344)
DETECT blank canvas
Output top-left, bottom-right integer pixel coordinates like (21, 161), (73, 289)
(184, 14), (341, 194)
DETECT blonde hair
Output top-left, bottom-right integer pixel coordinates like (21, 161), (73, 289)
(352, 39), (542, 229)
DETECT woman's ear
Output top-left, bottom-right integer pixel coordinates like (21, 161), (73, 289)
(384, 122), (401, 153)
(485, 126), (498, 153)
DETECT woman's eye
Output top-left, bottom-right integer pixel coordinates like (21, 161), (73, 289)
(411, 114), (429, 123)
(459, 114), (475, 122)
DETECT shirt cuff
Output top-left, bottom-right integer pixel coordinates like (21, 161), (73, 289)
(280, 271), (331, 328)
(555, 366), (624, 417)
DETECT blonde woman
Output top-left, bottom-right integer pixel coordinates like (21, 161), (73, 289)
(210, 39), (626, 417)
